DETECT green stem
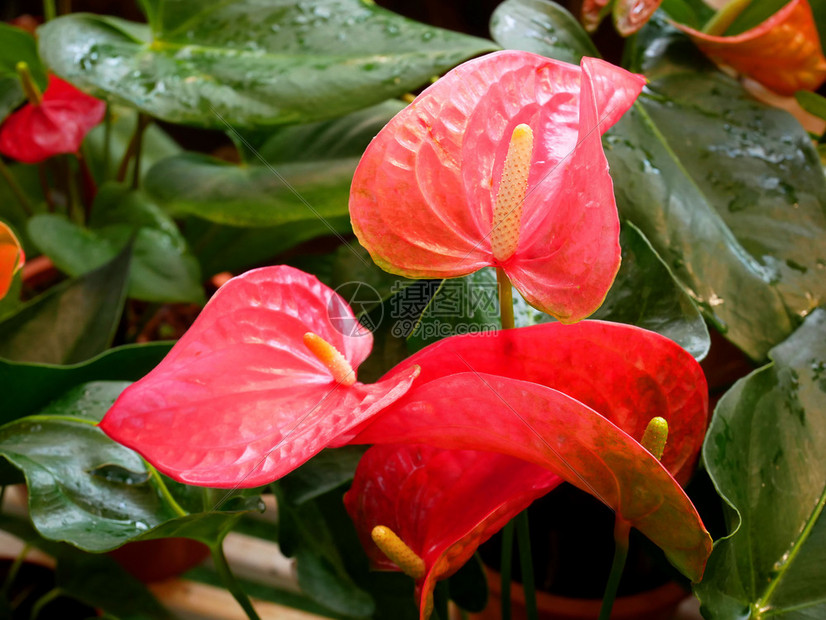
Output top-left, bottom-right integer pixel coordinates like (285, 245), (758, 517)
(43, 0), (56, 21)
(61, 156), (81, 224)
(57, 0), (71, 15)
(16, 63), (42, 106)
(37, 164), (55, 212)
(702, 0), (752, 35)
(0, 544), (30, 599)
(146, 463), (188, 518)
(515, 511), (538, 620)
(75, 150), (97, 221)
(598, 518), (631, 620)
(0, 159), (34, 216)
(131, 113), (147, 189)
(496, 267), (515, 330)
(211, 540), (261, 620)
(29, 588), (62, 620)
(116, 113), (150, 184)
(500, 521), (514, 620)
(102, 105), (112, 180)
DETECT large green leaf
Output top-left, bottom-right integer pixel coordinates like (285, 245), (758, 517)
(0, 515), (172, 620)
(38, 2), (496, 129)
(408, 224), (710, 359)
(0, 341), (171, 421)
(0, 246), (130, 364)
(695, 310), (826, 618)
(145, 100), (404, 228)
(0, 23), (47, 121)
(0, 381), (260, 552)
(28, 184), (204, 303)
(491, 0), (826, 360)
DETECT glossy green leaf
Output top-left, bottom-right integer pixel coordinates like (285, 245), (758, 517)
(0, 341), (171, 421)
(38, 3), (496, 129)
(27, 184), (204, 303)
(493, 1), (826, 360)
(280, 446), (366, 506)
(0, 514), (172, 620)
(696, 310), (826, 618)
(0, 245), (130, 364)
(0, 23), (47, 121)
(0, 381), (259, 552)
(277, 487), (375, 617)
(145, 100), (405, 229)
(409, 225), (709, 359)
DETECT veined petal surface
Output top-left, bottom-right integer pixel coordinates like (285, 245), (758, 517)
(344, 444), (561, 619)
(349, 50), (643, 320)
(100, 266), (418, 487)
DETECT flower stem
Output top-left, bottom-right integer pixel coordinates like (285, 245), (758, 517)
(131, 113), (147, 189)
(42, 0), (56, 21)
(37, 164), (55, 212)
(102, 105), (112, 179)
(496, 267), (515, 330)
(0, 543), (30, 599)
(211, 539), (262, 620)
(29, 587), (62, 619)
(598, 517), (631, 620)
(116, 113), (150, 185)
(515, 511), (538, 620)
(500, 521), (514, 620)
(0, 159), (34, 217)
(75, 150), (97, 220)
(15, 63), (42, 106)
(702, 0), (752, 35)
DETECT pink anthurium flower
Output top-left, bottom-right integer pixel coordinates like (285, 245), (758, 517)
(0, 74), (106, 164)
(0, 221), (25, 300)
(349, 51), (646, 323)
(99, 266), (420, 488)
(345, 444), (561, 618)
(675, 0), (826, 95)
(349, 321), (712, 608)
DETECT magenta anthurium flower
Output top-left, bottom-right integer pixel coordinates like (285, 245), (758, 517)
(99, 266), (420, 488)
(345, 444), (561, 618)
(348, 321), (712, 603)
(349, 51), (646, 323)
(0, 74), (106, 164)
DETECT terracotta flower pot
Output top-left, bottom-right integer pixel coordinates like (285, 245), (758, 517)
(469, 569), (688, 620)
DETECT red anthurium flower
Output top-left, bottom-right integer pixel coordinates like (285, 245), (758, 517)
(349, 51), (646, 323)
(99, 266), (420, 488)
(345, 444), (561, 618)
(0, 221), (25, 300)
(675, 0), (826, 95)
(350, 321), (712, 591)
(0, 74), (106, 164)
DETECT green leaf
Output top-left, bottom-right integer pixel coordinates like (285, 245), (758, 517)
(725, 0), (789, 35)
(490, 0), (598, 64)
(28, 184), (204, 304)
(408, 225), (710, 359)
(493, 4), (826, 360)
(280, 446), (366, 506)
(0, 164), (46, 251)
(38, 3), (496, 129)
(795, 91), (826, 123)
(0, 341), (171, 422)
(0, 514), (172, 620)
(696, 310), (826, 618)
(0, 381), (260, 552)
(145, 100), (405, 230)
(0, 245), (130, 364)
(0, 23), (47, 121)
